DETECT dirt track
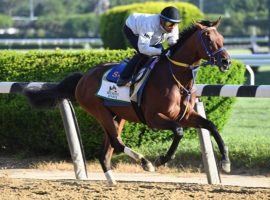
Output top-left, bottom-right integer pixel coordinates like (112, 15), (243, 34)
(0, 177), (269, 200)
(0, 157), (269, 199)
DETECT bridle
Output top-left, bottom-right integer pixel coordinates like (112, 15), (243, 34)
(166, 26), (229, 68)
(165, 26), (229, 121)
(198, 27), (229, 67)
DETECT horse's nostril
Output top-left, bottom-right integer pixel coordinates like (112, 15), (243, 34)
(221, 58), (231, 66)
(222, 59), (228, 64)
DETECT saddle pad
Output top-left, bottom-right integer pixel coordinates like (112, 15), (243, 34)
(97, 57), (159, 104)
(106, 59), (128, 83)
(97, 70), (131, 103)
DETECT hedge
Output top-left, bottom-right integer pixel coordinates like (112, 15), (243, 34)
(0, 50), (245, 158)
(100, 1), (204, 49)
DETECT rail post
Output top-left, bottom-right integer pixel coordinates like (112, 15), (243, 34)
(195, 98), (221, 184)
(58, 99), (88, 180)
(245, 65), (255, 85)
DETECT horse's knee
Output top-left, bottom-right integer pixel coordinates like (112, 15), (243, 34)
(174, 127), (184, 138)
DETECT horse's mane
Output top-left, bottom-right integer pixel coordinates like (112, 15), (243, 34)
(169, 20), (214, 54)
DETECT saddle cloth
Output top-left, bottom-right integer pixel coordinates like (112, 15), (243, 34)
(96, 57), (159, 105)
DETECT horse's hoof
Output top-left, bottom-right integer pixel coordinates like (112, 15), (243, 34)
(105, 170), (117, 185)
(154, 156), (166, 167)
(108, 180), (117, 186)
(220, 159), (231, 173)
(154, 157), (161, 167)
(142, 162), (155, 172)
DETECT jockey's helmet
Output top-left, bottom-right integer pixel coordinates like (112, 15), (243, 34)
(160, 6), (181, 23)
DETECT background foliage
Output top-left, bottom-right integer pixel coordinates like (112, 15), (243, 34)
(0, 50), (245, 158)
(0, 0), (267, 38)
(100, 1), (204, 49)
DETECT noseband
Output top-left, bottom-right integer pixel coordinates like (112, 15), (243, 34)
(199, 27), (228, 66)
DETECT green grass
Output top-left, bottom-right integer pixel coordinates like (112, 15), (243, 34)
(220, 68), (270, 171)
(221, 98), (270, 170)
(254, 67), (270, 84)
(223, 98), (270, 137)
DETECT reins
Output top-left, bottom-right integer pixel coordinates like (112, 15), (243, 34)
(167, 59), (192, 122)
(166, 56), (189, 68)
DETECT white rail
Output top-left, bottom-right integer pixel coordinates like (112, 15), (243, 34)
(231, 54), (270, 85)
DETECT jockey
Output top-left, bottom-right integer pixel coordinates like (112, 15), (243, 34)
(117, 6), (181, 86)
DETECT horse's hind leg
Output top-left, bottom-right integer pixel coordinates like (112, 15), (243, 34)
(98, 115), (125, 185)
(181, 111), (231, 173)
(98, 112), (154, 184)
(98, 133), (115, 185)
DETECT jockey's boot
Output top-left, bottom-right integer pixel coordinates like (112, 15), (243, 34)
(117, 54), (141, 86)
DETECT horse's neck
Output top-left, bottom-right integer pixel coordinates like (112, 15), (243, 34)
(165, 32), (200, 89)
(170, 65), (193, 89)
(153, 58), (193, 92)
(172, 32), (201, 66)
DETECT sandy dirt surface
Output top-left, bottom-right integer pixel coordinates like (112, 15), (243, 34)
(0, 177), (269, 200)
(0, 156), (269, 199)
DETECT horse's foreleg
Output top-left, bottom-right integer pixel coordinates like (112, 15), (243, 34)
(201, 119), (231, 173)
(147, 113), (184, 167)
(108, 133), (155, 172)
(181, 111), (231, 173)
(155, 127), (184, 167)
(122, 146), (155, 172)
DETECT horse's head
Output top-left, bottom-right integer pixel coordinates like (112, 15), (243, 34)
(195, 18), (231, 72)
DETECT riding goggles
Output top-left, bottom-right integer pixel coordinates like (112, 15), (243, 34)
(165, 21), (178, 27)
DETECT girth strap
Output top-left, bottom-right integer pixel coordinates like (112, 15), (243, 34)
(130, 100), (147, 124)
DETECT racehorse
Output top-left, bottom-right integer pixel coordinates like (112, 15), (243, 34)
(25, 18), (231, 185)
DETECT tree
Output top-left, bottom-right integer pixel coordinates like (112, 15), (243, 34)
(0, 0), (25, 16)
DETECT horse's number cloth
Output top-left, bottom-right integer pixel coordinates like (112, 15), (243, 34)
(97, 72), (131, 102)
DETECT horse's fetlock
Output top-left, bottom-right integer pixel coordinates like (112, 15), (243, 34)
(223, 146), (230, 161)
(141, 158), (155, 172)
(141, 157), (148, 166)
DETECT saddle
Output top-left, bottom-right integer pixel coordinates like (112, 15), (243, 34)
(97, 57), (159, 105)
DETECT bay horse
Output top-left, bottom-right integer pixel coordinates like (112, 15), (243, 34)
(25, 18), (231, 185)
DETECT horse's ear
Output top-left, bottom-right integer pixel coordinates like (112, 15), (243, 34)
(213, 16), (221, 28)
(193, 18), (205, 30)
(194, 21), (205, 30)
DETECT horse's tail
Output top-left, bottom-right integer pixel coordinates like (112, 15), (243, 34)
(24, 72), (83, 109)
